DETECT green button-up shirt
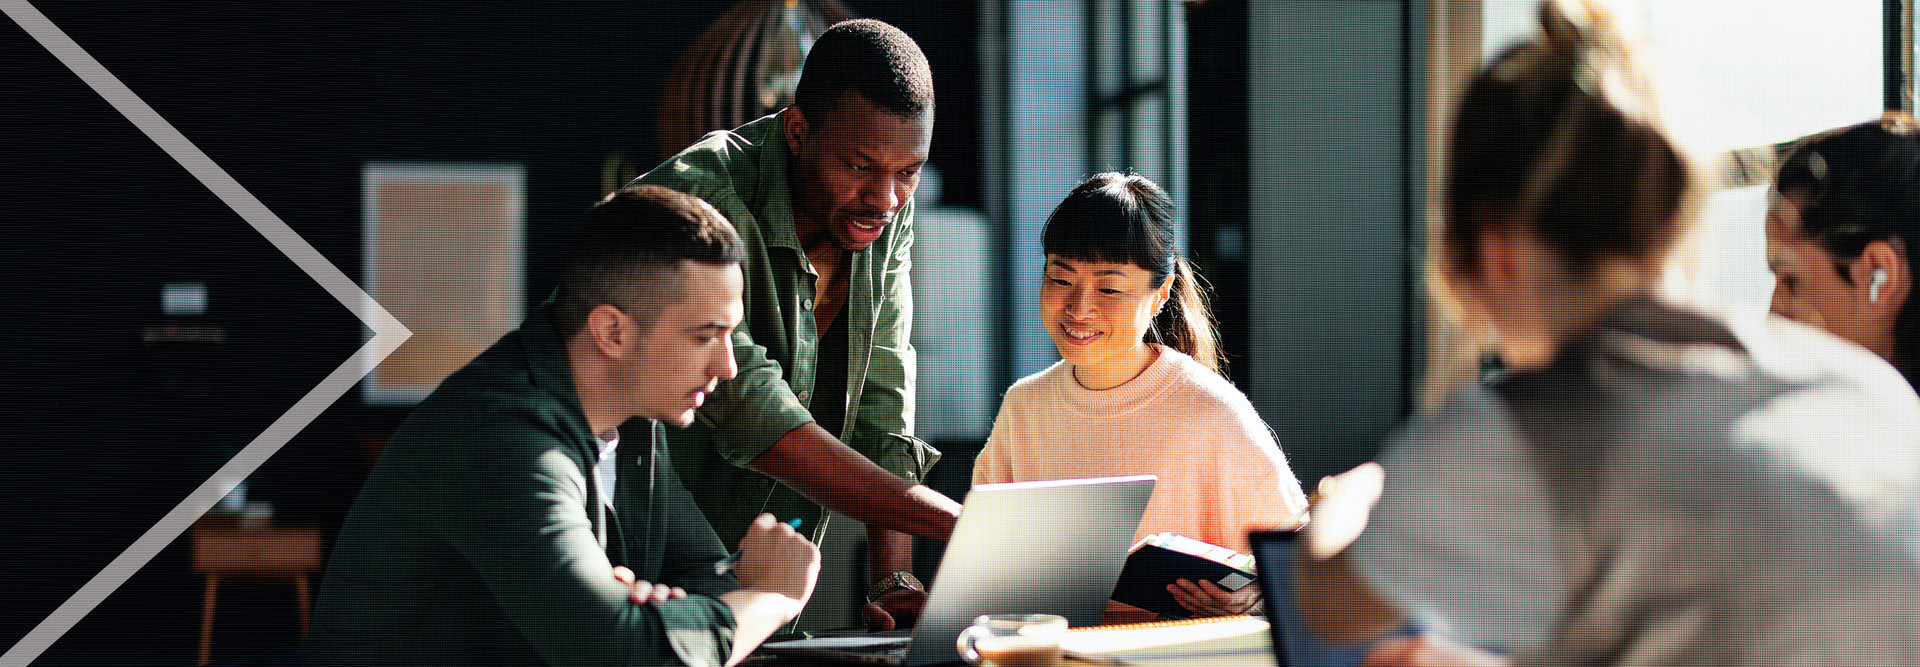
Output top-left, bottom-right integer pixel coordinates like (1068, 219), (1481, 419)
(633, 111), (939, 547)
(307, 305), (741, 666)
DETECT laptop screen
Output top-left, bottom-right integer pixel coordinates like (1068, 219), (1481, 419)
(762, 475), (1157, 666)
(906, 475), (1157, 664)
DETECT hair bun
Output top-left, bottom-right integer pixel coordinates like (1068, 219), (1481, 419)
(1882, 110), (1920, 136)
(1538, 0), (1610, 55)
(1490, 0), (1628, 90)
(1534, 0), (1657, 124)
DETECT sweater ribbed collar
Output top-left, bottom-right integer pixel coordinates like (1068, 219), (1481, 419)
(1054, 344), (1188, 418)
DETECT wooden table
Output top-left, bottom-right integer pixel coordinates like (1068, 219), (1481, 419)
(190, 515), (322, 665)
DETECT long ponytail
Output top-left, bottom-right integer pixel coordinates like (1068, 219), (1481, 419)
(1147, 257), (1222, 373)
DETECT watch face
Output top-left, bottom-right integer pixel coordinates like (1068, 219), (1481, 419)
(867, 571), (923, 602)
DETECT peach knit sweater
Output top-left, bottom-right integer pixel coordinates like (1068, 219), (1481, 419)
(973, 346), (1308, 552)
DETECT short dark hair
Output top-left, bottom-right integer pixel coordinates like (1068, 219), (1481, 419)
(1777, 116), (1920, 381)
(793, 19), (933, 121)
(554, 185), (744, 339)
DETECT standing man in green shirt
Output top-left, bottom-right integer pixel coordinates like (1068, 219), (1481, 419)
(307, 186), (820, 666)
(633, 19), (959, 630)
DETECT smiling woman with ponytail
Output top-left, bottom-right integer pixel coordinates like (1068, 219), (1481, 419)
(971, 172), (1308, 621)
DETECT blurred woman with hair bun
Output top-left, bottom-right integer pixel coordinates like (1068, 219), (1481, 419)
(1288, 2), (1920, 665)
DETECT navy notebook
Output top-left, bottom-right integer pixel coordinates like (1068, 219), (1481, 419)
(1109, 534), (1258, 618)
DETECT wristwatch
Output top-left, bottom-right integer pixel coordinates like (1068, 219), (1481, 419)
(866, 571), (925, 603)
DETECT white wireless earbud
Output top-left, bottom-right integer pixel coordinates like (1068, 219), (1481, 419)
(1870, 268), (1889, 304)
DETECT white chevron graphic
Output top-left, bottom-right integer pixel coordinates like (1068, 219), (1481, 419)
(1, 2), (412, 664)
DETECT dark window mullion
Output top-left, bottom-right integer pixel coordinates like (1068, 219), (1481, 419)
(1890, 0), (1912, 111)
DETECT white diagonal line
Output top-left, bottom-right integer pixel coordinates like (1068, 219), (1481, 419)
(1, 1), (411, 664)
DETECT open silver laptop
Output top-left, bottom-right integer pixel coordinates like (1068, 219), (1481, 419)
(762, 475), (1157, 665)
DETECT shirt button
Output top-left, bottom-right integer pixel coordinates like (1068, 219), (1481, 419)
(796, 390), (811, 403)
(802, 298), (814, 311)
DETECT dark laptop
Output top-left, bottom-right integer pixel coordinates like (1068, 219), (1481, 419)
(1252, 529), (1392, 667)
(1249, 530), (1299, 667)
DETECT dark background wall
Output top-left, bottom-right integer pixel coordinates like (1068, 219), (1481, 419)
(1, 3), (979, 663)
(1247, 0), (1419, 485)
(1185, 0), (1251, 387)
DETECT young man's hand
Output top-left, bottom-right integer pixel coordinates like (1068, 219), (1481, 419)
(612, 566), (687, 605)
(733, 513), (822, 605)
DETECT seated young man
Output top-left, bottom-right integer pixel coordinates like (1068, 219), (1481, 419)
(305, 185), (820, 666)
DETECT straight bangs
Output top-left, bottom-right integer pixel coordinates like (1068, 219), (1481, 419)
(1040, 178), (1172, 277)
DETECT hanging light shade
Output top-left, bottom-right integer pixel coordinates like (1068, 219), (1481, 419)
(657, 0), (858, 160)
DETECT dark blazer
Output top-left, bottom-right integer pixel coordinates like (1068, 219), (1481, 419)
(306, 305), (741, 666)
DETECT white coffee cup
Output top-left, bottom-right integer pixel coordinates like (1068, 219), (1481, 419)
(956, 614), (1068, 667)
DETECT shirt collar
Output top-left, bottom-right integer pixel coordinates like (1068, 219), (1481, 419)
(594, 429), (620, 461)
(1562, 296), (1752, 377)
(521, 300), (587, 414)
(747, 109), (805, 252)
(1595, 296), (1745, 353)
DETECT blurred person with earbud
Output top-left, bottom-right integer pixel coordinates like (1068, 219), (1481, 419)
(1769, 115), (1920, 391)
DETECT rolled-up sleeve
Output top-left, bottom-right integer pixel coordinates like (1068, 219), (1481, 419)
(696, 331), (818, 467)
